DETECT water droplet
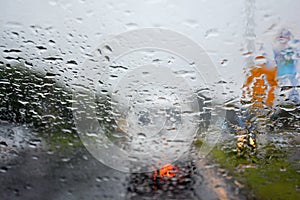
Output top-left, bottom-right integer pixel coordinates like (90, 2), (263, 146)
(184, 19), (198, 28)
(280, 167), (286, 172)
(96, 177), (102, 182)
(36, 45), (47, 51)
(112, 131), (126, 139)
(24, 61), (33, 68)
(43, 57), (63, 61)
(0, 166), (8, 173)
(0, 141), (8, 147)
(104, 45), (113, 53)
(104, 56), (110, 62)
(60, 176), (66, 182)
(137, 133), (147, 139)
(48, 40), (56, 45)
(18, 100), (29, 106)
(205, 28), (219, 38)
(61, 157), (70, 162)
(66, 60), (78, 67)
(3, 49), (21, 53)
(220, 59), (228, 66)
(125, 23), (138, 30)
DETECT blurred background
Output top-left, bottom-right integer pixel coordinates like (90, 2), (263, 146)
(0, 0), (299, 199)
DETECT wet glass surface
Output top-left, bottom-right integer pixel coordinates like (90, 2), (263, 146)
(0, 0), (300, 199)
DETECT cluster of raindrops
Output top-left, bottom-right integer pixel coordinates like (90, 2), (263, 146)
(127, 161), (199, 199)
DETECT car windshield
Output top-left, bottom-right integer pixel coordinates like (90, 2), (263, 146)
(0, 0), (299, 199)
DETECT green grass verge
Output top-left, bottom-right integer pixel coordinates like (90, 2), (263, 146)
(209, 140), (300, 200)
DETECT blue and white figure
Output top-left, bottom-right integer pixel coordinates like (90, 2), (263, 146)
(273, 28), (300, 105)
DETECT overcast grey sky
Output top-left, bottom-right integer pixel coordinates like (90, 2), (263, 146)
(0, 0), (299, 101)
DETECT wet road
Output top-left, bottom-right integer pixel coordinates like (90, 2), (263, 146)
(0, 122), (245, 200)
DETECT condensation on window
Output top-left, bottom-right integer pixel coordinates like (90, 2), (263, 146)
(0, 0), (299, 199)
